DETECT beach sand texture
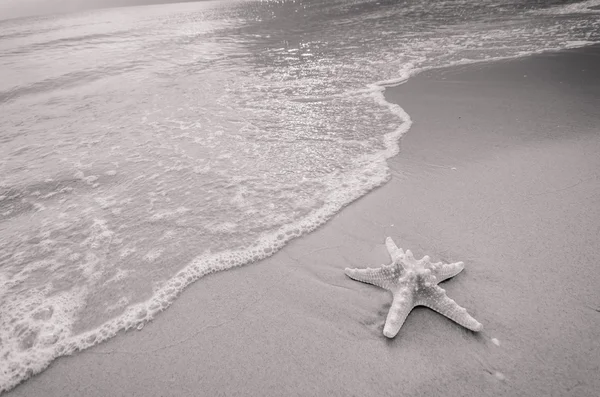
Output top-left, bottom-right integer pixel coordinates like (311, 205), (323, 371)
(7, 45), (600, 397)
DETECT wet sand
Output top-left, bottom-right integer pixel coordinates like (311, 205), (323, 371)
(7, 45), (600, 397)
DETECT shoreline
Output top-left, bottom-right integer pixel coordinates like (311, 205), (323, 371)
(6, 45), (600, 397)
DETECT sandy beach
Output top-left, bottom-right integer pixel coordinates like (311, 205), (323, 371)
(7, 45), (600, 397)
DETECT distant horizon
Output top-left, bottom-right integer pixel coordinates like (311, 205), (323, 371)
(0, 0), (219, 21)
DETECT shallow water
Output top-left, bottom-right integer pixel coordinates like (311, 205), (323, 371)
(1, 0), (599, 392)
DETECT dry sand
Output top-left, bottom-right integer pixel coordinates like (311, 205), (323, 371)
(7, 45), (600, 397)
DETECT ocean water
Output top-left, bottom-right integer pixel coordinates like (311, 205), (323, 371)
(0, 0), (599, 391)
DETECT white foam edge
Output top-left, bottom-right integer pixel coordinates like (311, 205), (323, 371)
(3, 38), (599, 394)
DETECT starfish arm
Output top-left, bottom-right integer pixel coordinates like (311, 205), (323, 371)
(417, 286), (483, 332)
(344, 264), (398, 290)
(383, 290), (414, 338)
(385, 237), (404, 261)
(430, 261), (465, 283)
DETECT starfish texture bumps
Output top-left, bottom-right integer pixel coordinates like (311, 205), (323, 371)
(345, 237), (483, 338)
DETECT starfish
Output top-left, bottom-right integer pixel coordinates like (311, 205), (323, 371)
(345, 237), (483, 338)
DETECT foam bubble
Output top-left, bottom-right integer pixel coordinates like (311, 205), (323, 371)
(149, 207), (190, 221)
(144, 248), (164, 262)
(104, 297), (130, 314)
(0, 287), (87, 390)
(119, 247), (137, 258)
